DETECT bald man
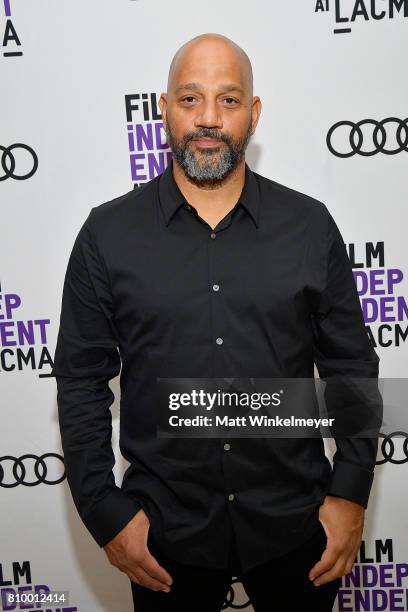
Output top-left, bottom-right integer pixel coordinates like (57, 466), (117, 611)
(53, 32), (380, 612)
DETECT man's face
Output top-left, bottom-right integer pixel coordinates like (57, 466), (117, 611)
(160, 40), (260, 185)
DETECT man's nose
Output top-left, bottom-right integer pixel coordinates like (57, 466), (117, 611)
(194, 100), (223, 129)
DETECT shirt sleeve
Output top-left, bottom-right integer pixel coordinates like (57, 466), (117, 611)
(311, 207), (382, 509)
(50, 208), (142, 547)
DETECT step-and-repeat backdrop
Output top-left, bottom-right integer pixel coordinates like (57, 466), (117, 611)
(1, 1), (407, 610)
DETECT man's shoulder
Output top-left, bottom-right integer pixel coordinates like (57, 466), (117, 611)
(252, 168), (329, 218)
(87, 177), (158, 231)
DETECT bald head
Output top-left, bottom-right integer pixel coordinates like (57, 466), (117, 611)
(167, 33), (253, 98)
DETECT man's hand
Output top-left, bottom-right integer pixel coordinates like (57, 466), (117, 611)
(103, 508), (173, 592)
(308, 495), (364, 587)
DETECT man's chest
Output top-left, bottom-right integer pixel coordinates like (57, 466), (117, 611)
(108, 217), (320, 337)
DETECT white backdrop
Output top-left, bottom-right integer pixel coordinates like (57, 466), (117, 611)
(1, 1), (407, 610)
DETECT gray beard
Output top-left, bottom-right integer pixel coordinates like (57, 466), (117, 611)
(180, 145), (240, 182)
(164, 122), (252, 187)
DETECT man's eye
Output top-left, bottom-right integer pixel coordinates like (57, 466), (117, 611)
(224, 98), (238, 105)
(181, 96), (196, 103)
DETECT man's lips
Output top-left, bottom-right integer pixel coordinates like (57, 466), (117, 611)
(192, 138), (223, 148)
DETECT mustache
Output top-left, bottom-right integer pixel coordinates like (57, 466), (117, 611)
(183, 128), (232, 145)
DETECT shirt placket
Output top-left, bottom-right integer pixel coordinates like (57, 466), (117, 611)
(204, 211), (241, 520)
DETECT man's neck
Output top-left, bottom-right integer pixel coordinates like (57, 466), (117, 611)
(172, 159), (246, 230)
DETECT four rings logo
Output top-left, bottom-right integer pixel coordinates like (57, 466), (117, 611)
(327, 117), (408, 158)
(0, 143), (38, 181)
(376, 432), (408, 465)
(0, 453), (65, 487)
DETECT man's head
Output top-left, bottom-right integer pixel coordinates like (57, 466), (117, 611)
(159, 33), (261, 188)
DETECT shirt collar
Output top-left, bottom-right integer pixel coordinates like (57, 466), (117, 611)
(158, 159), (260, 229)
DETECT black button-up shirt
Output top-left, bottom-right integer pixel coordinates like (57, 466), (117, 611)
(51, 160), (380, 574)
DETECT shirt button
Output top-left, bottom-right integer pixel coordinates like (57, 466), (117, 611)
(223, 443), (231, 451)
(210, 232), (217, 239)
(228, 493), (235, 501)
(216, 337), (223, 345)
(212, 284), (220, 292)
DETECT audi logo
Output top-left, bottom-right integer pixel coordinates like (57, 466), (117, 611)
(0, 453), (65, 487)
(376, 432), (408, 465)
(327, 117), (408, 157)
(0, 143), (38, 181)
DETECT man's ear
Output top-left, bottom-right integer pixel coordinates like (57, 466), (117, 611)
(251, 96), (262, 134)
(159, 92), (167, 127)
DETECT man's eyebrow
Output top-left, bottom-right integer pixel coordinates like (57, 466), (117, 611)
(219, 84), (245, 94)
(175, 82), (245, 95)
(175, 82), (203, 93)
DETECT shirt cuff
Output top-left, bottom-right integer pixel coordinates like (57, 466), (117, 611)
(81, 487), (142, 547)
(326, 460), (375, 508)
